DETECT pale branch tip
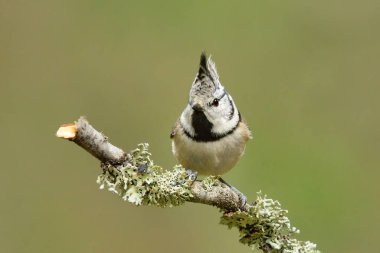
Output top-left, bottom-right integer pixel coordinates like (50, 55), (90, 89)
(56, 117), (320, 253)
(57, 117), (126, 164)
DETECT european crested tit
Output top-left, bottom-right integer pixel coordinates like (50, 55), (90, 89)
(171, 52), (252, 177)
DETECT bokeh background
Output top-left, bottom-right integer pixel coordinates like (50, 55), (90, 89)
(1, 1), (379, 252)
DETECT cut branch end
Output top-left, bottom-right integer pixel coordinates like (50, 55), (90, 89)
(56, 123), (77, 139)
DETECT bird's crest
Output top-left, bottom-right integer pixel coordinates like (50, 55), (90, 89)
(190, 52), (224, 101)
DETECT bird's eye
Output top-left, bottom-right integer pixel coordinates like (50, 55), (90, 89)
(211, 99), (219, 107)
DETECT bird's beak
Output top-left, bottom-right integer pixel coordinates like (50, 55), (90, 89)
(191, 103), (203, 112)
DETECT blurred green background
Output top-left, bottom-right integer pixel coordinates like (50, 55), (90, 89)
(1, 1), (379, 252)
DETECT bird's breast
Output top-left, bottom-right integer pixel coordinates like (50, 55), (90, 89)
(172, 122), (250, 175)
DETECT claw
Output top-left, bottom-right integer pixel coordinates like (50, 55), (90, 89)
(137, 163), (148, 173)
(186, 169), (198, 182)
(238, 193), (247, 208)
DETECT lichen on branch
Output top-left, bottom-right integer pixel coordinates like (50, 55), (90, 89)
(96, 144), (320, 253)
(57, 117), (320, 253)
(220, 193), (319, 252)
(97, 143), (194, 207)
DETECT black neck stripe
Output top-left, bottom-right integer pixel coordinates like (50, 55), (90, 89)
(182, 111), (241, 142)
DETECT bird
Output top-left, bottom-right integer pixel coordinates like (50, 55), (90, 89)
(170, 52), (252, 203)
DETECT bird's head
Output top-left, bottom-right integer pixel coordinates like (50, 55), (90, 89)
(180, 52), (240, 140)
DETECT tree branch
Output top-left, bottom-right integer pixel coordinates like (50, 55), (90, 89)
(57, 116), (243, 211)
(56, 118), (126, 164)
(56, 117), (320, 253)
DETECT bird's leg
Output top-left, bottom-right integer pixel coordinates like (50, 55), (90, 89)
(186, 169), (198, 182)
(218, 177), (247, 209)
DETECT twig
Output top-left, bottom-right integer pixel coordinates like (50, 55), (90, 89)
(56, 118), (126, 164)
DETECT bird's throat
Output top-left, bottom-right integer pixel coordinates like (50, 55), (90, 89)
(191, 110), (213, 142)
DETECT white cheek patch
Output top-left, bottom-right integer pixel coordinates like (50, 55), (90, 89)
(180, 105), (195, 136)
(211, 100), (240, 135)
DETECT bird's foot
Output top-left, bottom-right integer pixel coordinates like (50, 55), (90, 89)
(186, 169), (198, 182)
(218, 177), (247, 210)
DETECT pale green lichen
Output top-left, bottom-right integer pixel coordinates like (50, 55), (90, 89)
(96, 143), (193, 207)
(96, 143), (320, 252)
(200, 175), (221, 191)
(220, 192), (320, 253)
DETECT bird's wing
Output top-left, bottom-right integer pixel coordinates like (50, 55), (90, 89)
(170, 121), (180, 139)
